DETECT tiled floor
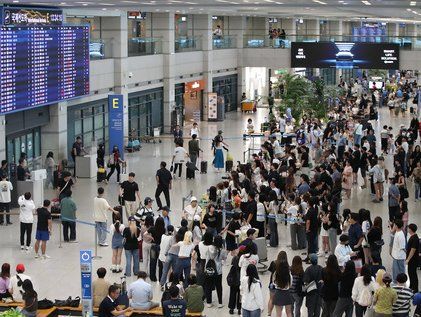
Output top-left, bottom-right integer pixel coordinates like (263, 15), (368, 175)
(0, 106), (419, 316)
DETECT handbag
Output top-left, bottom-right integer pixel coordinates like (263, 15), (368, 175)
(364, 306), (375, 317)
(38, 299), (54, 309)
(170, 164), (174, 173)
(303, 280), (317, 294)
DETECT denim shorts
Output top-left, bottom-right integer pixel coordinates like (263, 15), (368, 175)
(35, 230), (49, 241)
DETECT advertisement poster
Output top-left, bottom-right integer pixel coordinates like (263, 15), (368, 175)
(208, 93), (218, 120)
(291, 42), (399, 69)
(108, 95), (124, 159)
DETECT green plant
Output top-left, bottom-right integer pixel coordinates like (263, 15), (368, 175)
(0, 308), (24, 317)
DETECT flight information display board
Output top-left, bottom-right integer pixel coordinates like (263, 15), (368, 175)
(291, 42), (399, 70)
(0, 25), (90, 114)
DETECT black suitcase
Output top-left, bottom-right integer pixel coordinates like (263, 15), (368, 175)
(226, 160), (233, 172)
(200, 161), (207, 174)
(186, 165), (195, 179)
(53, 170), (60, 189)
(97, 171), (106, 182)
(113, 205), (124, 223)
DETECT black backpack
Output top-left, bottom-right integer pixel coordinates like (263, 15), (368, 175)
(204, 258), (217, 277)
(161, 283), (172, 306)
(226, 265), (240, 287)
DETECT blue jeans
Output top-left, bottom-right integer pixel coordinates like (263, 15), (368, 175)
(160, 253), (178, 286)
(292, 293), (303, 317)
(175, 257), (191, 287)
(242, 309), (261, 317)
(392, 259), (405, 282)
(95, 222), (107, 245)
(125, 249), (139, 277)
(354, 134), (362, 146)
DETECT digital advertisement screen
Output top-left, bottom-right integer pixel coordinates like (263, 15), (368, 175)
(291, 42), (399, 70)
(0, 25), (90, 114)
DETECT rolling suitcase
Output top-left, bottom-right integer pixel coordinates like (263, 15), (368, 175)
(226, 160), (233, 172)
(97, 167), (106, 182)
(200, 161), (207, 174)
(186, 163), (195, 179)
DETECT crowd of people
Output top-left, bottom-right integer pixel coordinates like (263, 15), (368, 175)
(0, 76), (420, 317)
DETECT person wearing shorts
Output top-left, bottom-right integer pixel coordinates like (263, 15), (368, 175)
(34, 200), (52, 259)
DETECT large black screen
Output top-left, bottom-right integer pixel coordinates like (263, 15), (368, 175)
(0, 25), (90, 114)
(291, 42), (399, 70)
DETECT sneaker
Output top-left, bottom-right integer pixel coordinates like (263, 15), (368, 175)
(206, 304), (213, 308)
(43, 255), (51, 259)
(229, 309), (234, 315)
(21, 246), (24, 251)
(69, 240), (78, 243)
(218, 304), (224, 308)
(35, 254), (40, 259)
(237, 310), (241, 315)
(6, 222), (12, 225)
(99, 243), (109, 247)
(317, 251), (324, 256)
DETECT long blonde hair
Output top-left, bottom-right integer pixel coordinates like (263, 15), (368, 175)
(376, 269), (386, 287)
(129, 219), (137, 238)
(183, 231), (192, 245)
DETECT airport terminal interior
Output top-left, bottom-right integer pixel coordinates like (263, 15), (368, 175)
(0, 0), (420, 317)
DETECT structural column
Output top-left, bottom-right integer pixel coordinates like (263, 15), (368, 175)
(153, 13), (175, 132)
(41, 103), (68, 160)
(194, 14), (213, 121)
(281, 18), (296, 41)
(102, 13), (129, 141)
(0, 116), (5, 161)
(307, 19), (320, 40)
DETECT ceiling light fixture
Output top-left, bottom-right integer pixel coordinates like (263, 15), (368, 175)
(410, 1), (416, 6)
(313, 0), (327, 4)
(12, 0), (19, 2)
(361, 0), (371, 5)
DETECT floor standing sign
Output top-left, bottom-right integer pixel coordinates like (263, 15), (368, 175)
(108, 94), (125, 159)
(80, 250), (93, 317)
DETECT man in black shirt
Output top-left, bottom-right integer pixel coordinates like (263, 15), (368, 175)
(71, 136), (83, 176)
(162, 286), (186, 317)
(305, 197), (319, 261)
(120, 172), (141, 220)
(99, 285), (132, 317)
(34, 200), (52, 259)
(155, 162), (173, 210)
(359, 146), (369, 189)
(406, 223), (419, 293)
(57, 171), (74, 201)
(245, 191), (257, 228)
(17, 158), (30, 181)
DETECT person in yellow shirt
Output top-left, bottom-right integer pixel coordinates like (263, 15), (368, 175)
(373, 273), (397, 316)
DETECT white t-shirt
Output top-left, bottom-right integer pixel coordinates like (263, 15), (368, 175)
(173, 146), (188, 163)
(10, 274), (32, 301)
(110, 223), (125, 235)
(18, 196), (35, 224)
(392, 230), (406, 260)
(93, 197), (111, 222)
(0, 181), (13, 203)
(190, 127), (199, 137)
(183, 205), (202, 221)
(256, 202), (266, 222)
(177, 242), (194, 257)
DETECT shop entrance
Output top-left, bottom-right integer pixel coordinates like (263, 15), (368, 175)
(6, 127), (42, 170)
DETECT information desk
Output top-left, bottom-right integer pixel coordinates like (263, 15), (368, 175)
(75, 155), (97, 178)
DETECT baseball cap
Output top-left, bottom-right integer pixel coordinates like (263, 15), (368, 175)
(144, 197), (153, 205)
(193, 214), (201, 222)
(218, 130), (223, 134)
(16, 264), (25, 273)
(382, 273), (392, 283)
(190, 196), (197, 203)
(339, 234), (349, 243)
(162, 206), (170, 212)
(246, 228), (256, 236)
(128, 216), (136, 222)
(309, 253), (318, 265)
(272, 158), (280, 165)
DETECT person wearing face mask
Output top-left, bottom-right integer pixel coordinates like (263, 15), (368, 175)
(334, 234), (357, 268)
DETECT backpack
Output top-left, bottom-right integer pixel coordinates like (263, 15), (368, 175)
(226, 265), (240, 287)
(161, 283), (172, 305)
(358, 286), (373, 307)
(204, 258), (217, 277)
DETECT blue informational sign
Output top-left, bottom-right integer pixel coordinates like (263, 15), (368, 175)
(80, 250), (93, 317)
(108, 95), (125, 159)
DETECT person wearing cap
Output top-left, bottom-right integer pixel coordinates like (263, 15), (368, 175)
(161, 206), (171, 230)
(120, 172), (141, 221)
(334, 235), (356, 268)
(10, 264), (32, 301)
(134, 197), (154, 225)
(94, 187), (118, 247)
(303, 254), (323, 317)
(373, 273), (397, 316)
(155, 162), (172, 211)
(183, 197), (202, 229)
(239, 228), (257, 255)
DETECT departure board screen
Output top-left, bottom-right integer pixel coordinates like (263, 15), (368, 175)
(0, 25), (90, 114)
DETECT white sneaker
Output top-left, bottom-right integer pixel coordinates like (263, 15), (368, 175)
(206, 304), (213, 308)
(21, 246), (24, 251)
(317, 251), (324, 256)
(35, 254), (40, 259)
(43, 254), (51, 259)
(218, 304), (224, 308)
(25, 246), (29, 251)
(99, 243), (109, 247)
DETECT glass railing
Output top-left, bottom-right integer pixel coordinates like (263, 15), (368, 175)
(128, 37), (163, 57)
(213, 35), (237, 49)
(89, 39), (106, 60)
(175, 36), (202, 53)
(244, 34), (421, 50)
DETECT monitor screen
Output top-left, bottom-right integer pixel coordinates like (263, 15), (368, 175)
(369, 81), (384, 89)
(0, 25), (90, 114)
(291, 42), (399, 70)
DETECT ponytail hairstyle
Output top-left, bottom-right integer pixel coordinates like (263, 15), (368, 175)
(114, 213), (121, 234)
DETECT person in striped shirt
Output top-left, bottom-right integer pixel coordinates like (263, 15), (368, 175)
(392, 273), (413, 317)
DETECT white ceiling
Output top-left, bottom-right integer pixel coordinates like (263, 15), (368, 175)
(2, 0), (421, 22)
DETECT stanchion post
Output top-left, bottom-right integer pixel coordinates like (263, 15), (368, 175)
(58, 216), (62, 248)
(92, 224), (102, 260)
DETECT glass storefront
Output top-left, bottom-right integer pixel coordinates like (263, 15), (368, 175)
(128, 88), (164, 137)
(6, 128), (42, 169)
(213, 75), (238, 112)
(67, 100), (109, 159)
